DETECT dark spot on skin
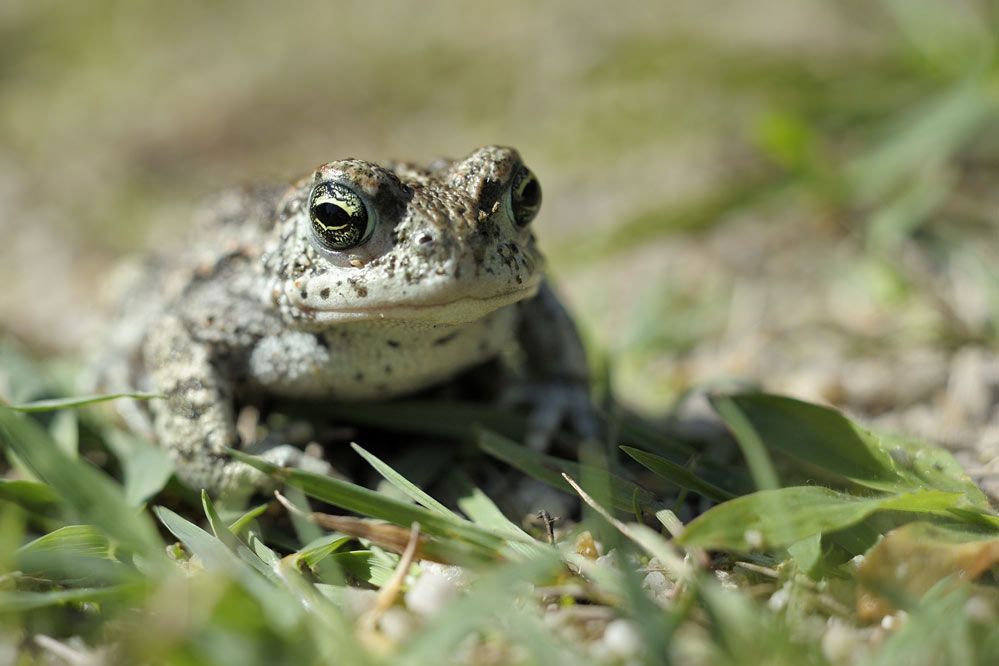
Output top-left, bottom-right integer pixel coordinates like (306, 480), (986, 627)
(300, 289), (308, 299)
(454, 264), (462, 279)
(479, 340), (490, 353)
(386, 340), (400, 348)
(320, 288), (330, 299)
(434, 332), (458, 346)
(375, 383), (389, 393)
(384, 365), (392, 374)
(354, 372), (364, 382)
(348, 277), (368, 297)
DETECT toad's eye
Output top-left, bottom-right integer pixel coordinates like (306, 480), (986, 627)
(308, 183), (374, 251)
(507, 165), (542, 228)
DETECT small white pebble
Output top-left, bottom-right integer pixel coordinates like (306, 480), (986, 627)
(342, 587), (378, 618)
(602, 619), (642, 659)
(714, 570), (737, 590)
(378, 607), (414, 642)
(596, 549), (618, 569)
(744, 530), (764, 549)
(880, 611), (907, 631)
(821, 618), (857, 663)
(768, 584), (791, 612)
(405, 567), (460, 617)
(642, 571), (670, 595)
(965, 596), (995, 622)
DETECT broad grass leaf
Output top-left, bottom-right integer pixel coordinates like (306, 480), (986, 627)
(678, 486), (965, 551)
(718, 394), (988, 507)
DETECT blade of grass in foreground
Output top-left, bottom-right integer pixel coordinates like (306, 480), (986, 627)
(399, 555), (570, 666)
(350, 443), (457, 518)
(0, 406), (164, 561)
(231, 449), (531, 562)
(0, 585), (143, 612)
(154, 506), (301, 631)
(18, 525), (134, 585)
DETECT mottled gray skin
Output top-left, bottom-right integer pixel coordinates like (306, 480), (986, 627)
(101, 146), (593, 495)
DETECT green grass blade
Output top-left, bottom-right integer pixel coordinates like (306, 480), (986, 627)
(5, 393), (162, 412)
(711, 394), (780, 491)
(201, 490), (241, 551)
(350, 442), (458, 518)
(0, 585), (143, 612)
(620, 445), (736, 502)
(18, 524), (133, 585)
(478, 429), (656, 512)
(0, 406), (164, 561)
(102, 427), (173, 506)
(0, 480), (62, 516)
(153, 506), (299, 630)
(230, 449), (522, 560)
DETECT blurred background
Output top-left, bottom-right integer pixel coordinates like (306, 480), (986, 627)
(2, 1), (997, 474)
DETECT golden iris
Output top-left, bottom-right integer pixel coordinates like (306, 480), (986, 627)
(309, 183), (372, 250)
(509, 166), (541, 228)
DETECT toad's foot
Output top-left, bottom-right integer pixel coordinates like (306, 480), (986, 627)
(502, 381), (599, 451)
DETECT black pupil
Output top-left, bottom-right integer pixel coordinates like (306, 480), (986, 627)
(311, 201), (366, 249)
(315, 202), (350, 228)
(518, 177), (540, 208)
(511, 170), (541, 227)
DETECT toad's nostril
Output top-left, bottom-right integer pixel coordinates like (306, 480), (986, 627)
(416, 233), (434, 245)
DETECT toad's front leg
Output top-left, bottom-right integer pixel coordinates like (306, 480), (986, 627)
(143, 314), (316, 495)
(512, 282), (599, 449)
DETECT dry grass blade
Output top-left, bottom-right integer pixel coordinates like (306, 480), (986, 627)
(358, 522), (421, 635)
(560, 473), (689, 579)
(275, 491), (463, 564)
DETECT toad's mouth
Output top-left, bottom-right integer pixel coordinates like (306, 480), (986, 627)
(289, 282), (541, 325)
